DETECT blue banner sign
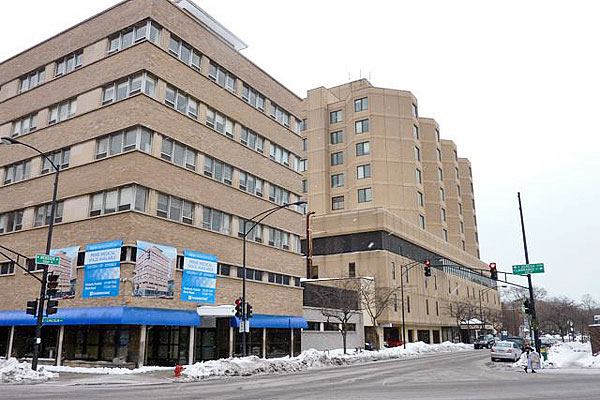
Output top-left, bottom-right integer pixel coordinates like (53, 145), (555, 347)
(181, 251), (217, 303)
(82, 240), (122, 298)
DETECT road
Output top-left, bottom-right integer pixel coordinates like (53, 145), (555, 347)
(3, 351), (600, 400)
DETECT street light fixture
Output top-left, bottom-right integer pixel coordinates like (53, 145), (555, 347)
(1, 136), (61, 370)
(240, 200), (306, 356)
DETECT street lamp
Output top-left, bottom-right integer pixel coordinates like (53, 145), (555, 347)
(1, 136), (61, 370)
(240, 200), (306, 356)
(478, 285), (506, 337)
(399, 259), (430, 349)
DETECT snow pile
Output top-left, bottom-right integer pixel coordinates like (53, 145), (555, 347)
(44, 365), (172, 375)
(0, 358), (57, 383)
(513, 342), (600, 370)
(182, 341), (472, 380)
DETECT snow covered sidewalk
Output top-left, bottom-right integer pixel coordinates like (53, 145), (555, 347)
(512, 341), (600, 371)
(181, 341), (473, 381)
(0, 358), (57, 384)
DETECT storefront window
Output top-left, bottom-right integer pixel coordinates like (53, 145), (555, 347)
(266, 329), (290, 358)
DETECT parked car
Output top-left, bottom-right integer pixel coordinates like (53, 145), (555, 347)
(474, 335), (495, 349)
(384, 339), (404, 348)
(505, 336), (526, 350)
(491, 341), (523, 362)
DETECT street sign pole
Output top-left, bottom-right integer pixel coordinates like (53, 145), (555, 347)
(518, 192), (540, 353)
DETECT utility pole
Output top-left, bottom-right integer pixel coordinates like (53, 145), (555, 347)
(518, 192), (540, 353)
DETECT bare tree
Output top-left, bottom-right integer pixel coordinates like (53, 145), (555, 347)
(445, 298), (479, 343)
(357, 280), (399, 349)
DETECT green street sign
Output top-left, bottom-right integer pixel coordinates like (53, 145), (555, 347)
(35, 254), (60, 266)
(43, 317), (63, 323)
(512, 263), (545, 275)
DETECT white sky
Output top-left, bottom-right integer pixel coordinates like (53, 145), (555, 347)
(1, 0), (598, 302)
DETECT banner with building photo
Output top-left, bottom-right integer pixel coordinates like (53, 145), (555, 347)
(82, 240), (122, 298)
(181, 251), (217, 303)
(133, 240), (176, 298)
(48, 246), (79, 299)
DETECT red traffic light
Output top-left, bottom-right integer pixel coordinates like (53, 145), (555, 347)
(424, 259), (431, 267)
(489, 262), (497, 270)
(235, 297), (242, 306)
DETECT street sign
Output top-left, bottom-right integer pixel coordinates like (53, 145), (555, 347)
(42, 317), (63, 323)
(512, 263), (544, 275)
(35, 254), (60, 266)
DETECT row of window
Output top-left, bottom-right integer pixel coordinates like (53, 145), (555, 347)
(329, 97), (369, 124)
(168, 35), (201, 70)
(0, 202), (64, 233)
(305, 322), (357, 332)
(330, 164), (371, 188)
(330, 142), (370, 166)
(331, 187), (372, 210)
(108, 19), (161, 54)
(102, 72), (156, 105)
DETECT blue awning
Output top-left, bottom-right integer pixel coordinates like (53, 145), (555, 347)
(231, 314), (308, 329)
(0, 307), (201, 326)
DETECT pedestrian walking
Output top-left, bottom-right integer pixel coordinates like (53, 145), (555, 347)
(524, 346), (539, 373)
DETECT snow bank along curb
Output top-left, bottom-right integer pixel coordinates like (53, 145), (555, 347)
(0, 358), (57, 384)
(181, 341), (473, 381)
(513, 342), (600, 370)
(44, 365), (173, 375)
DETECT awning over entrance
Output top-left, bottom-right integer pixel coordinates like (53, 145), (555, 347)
(231, 314), (308, 329)
(0, 307), (202, 326)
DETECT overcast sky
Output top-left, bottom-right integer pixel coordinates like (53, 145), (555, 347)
(1, 0), (598, 302)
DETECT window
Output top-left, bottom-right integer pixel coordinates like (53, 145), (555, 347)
(90, 185), (148, 217)
(306, 322), (320, 331)
(108, 19), (160, 54)
(34, 202), (64, 226)
(160, 137), (195, 171)
(462, 240), (466, 251)
(460, 221), (464, 233)
(407, 296), (411, 313)
(206, 107), (234, 137)
(237, 267), (262, 281)
(269, 228), (290, 250)
(0, 210), (24, 233)
(391, 262), (396, 280)
(414, 146), (421, 161)
(217, 263), (231, 276)
(330, 110), (342, 123)
(441, 208), (446, 221)
(330, 130), (343, 144)
(419, 215), (426, 229)
(55, 50), (83, 77)
(443, 229), (448, 242)
(332, 196), (344, 210)
(242, 83), (265, 111)
(269, 143), (292, 167)
(200, 207), (230, 233)
(0, 262), (15, 276)
(204, 156), (233, 185)
(330, 151), (344, 166)
(413, 125), (419, 139)
(302, 138), (308, 152)
(208, 61), (236, 92)
(454, 149), (458, 161)
(238, 219), (263, 242)
(3, 160), (31, 185)
(302, 179), (308, 193)
(241, 127), (264, 153)
(457, 185), (461, 196)
(239, 171), (263, 197)
(358, 187), (372, 203)
(164, 85), (198, 119)
(297, 119), (307, 132)
(168, 35), (202, 70)
(357, 164), (371, 179)
(417, 191), (424, 207)
(440, 188), (445, 201)
(411, 103), (418, 117)
(349, 262), (356, 278)
(41, 148), (70, 174)
(415, 168), (422, 184)
(269, 103), (291, 128)
(355, 119), (369, 134)
(269, 184), (290, 206)
(155, 193), (194, 224)
(438, 168), (443, 181)
(354, 97), (368, 112)
(96, 127), (151, 159)
(19, 68), (45, 93)
(435, 129), (440, 141)
(455, 167), (460, 179)
(268, 272), (286, 284)
(426, 299), (430, 315)
(12, 113), (37, 137)
(331, 173), (344, 188)
(48, 98), (77, 124)
(356, 141), (370, 156)
(299, 159), (307, 172)
(458, 203), (463, 215)
(437, 148), (442, 162)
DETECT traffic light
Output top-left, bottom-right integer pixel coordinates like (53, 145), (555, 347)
(489, 263), (498, 280)
(234, 297), (243, 318)
(46, 300), (59, 315)
(246, 303), (253, 319)
(424, 259), (431, 277)
(46, 273), (59, 298)
(26, 300), (38, 316)
(523, 299), (532, 315)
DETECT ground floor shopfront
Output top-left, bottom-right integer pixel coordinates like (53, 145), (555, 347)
(0, 307), (306, 367)
(365, 324), (457, 346)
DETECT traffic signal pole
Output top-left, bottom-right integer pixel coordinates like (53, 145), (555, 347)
(518, 192), (540, 353)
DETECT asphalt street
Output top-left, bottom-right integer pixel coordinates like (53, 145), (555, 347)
(2, 351), (600, 400)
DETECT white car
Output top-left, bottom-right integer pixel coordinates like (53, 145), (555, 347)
(491, 340), (523, 362)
